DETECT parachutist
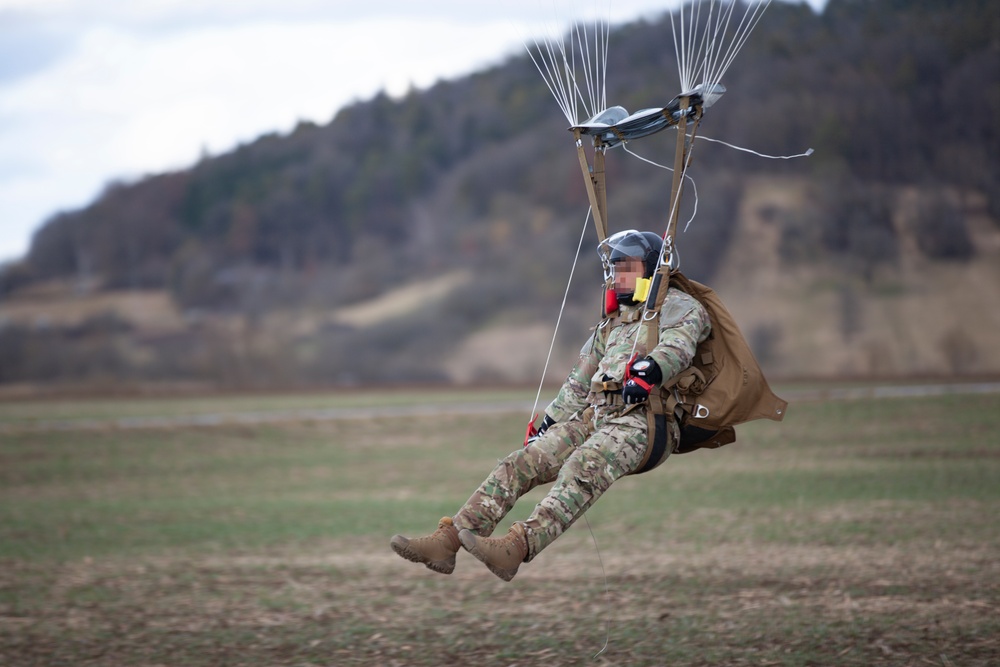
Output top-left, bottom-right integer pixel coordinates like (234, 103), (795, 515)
(391, 231), (711, 581)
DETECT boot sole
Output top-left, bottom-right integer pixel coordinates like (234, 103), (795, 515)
(390, 535), (456, 575)
(458, 530), (519, 582)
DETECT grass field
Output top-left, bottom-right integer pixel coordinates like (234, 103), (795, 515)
(1, 386), (998, 666)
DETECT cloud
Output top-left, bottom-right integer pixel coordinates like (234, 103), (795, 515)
(0, 10), (527, 262)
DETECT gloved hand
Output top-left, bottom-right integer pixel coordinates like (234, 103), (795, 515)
(526, 414), (556, 444)
(622, 378), (651, 404)
(622, 357), (663, 405)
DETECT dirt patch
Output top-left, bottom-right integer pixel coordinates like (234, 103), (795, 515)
(2, 537), (996, 667)
(0, 286), (183, 330)
(329, 270), (472, 328)
(443, 323), (577, 384)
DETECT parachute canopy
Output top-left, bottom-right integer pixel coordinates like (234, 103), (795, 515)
(572, 83), (726, 148)
(524, 0), (771, 137)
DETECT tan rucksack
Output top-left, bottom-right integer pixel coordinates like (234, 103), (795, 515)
(642, 270), (788, 456)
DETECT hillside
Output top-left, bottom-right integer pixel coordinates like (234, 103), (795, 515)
(713, 178), (1000, 377)
(1, 0), (998, 390)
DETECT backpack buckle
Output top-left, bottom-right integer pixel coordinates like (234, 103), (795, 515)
(693, 404), (710, 419)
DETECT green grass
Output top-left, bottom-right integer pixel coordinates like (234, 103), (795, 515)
(0, 387), (535, 425)
(1, 387), (998, 666)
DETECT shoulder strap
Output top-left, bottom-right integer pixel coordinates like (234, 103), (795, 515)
(639, 265), (672, 355)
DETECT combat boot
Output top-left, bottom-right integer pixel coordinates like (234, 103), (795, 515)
(390, 517), (461, 575)
(459, 523), (528, 582)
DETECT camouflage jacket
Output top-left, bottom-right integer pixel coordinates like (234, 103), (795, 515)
(544, 287), (711, 422)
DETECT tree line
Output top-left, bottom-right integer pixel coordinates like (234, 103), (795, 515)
(1, 0), (996, 386)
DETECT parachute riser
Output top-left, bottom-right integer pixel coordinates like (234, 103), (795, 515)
(573, 129), (610, 243)
(645, 96), (704, 326)
(572, 95), (706, 323)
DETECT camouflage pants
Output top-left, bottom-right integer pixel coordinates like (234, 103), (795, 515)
(453, 407), (666, 561)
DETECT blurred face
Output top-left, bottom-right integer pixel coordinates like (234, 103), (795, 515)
(612, 256), (644, 297)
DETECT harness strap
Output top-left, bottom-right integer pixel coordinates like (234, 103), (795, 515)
(631, 386), (675, 474)
(634, 411), (669, 474)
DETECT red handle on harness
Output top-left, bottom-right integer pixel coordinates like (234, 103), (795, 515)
(605, 288), (619, 316)
(523, 413), (539, 448)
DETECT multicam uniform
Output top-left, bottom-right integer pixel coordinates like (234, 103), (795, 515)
(452, 287), (711, 561)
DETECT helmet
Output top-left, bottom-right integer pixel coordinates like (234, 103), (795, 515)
(599, 229), (664, 279)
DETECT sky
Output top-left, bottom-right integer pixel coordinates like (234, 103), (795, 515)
(0, 0), (826, 265)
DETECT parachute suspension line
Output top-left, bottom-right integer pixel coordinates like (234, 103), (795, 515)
(574, 2), (611, 121)
(672, 0), (706, 93)
(706, 1), (772, 94)
(671, 0), (772, 94)
(600, 10), (610, 113)
(523, 32), (578, 125)
(571, 15), (607, 118)
(598, 7), (611, 114)
(521, 3), (611, 126)
(528, 207), (593, 423)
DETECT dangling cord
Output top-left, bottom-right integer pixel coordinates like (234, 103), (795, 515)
(529, 207), (592, 422)
(585, 512), (612, 658)
(695, 134), (814, 159)
(525, 208), (612, 657)
(623, 138), (813, 229)
(622, 142), (701, 233)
